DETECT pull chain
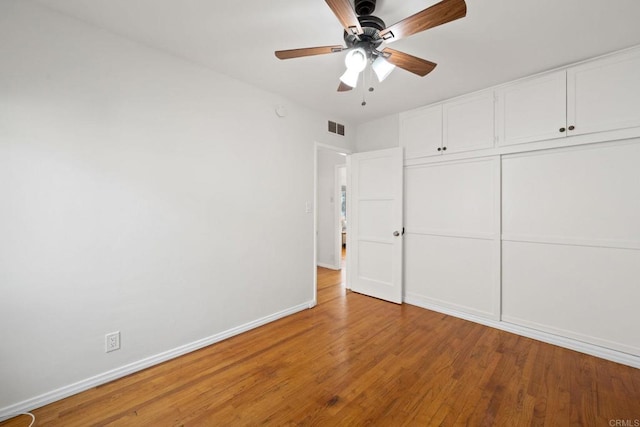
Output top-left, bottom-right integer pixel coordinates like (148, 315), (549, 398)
(361, 68), (367, 106)
(361, 63), (375, 107)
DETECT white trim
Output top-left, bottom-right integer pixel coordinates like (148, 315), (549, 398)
(334, 164), (347, 271)
(316, 142), (353, 154)
(403, 127), (640, 166)
(345, 155), (352, 290)
(404, 296), (640, 369)
(502, 315), (640, 357)
(0, 301), (312, 422)
(501, 234), (640, 251)
(358, 237), (394, 245)
(405, 292), (496, 320)
(492, 156), (502, 322)
(406, 228), (496, 241)
(405, 155), (498, 168)
(357, 196), (395, 202)
(317, 262), (341, 270)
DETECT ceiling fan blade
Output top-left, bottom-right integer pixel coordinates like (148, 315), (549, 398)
(379, 0), (466, 43)
(381, 48), (437, 77)
(337, 82), (353, 92)
(325, 0), (364, 35)
(275, 45), (345, 60)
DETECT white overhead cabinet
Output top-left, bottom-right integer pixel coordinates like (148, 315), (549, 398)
(400, 90), (495, 159)
(496, 70), (567, 146)
(399, 104), (442, 158)
(443, 91), (495, 154)
(568, 50), (640, 136)
(497, 48), (640, 147)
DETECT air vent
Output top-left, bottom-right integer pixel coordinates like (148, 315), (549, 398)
(328, 121), (345, 136)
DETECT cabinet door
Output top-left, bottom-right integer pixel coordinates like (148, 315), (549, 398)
(443, 91), (495, 153)
(399, 104), (442, 158)
(496, 70), (567, 146)
(568, 49), (640, 136)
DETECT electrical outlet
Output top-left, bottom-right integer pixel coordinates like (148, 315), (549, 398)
(105, 331), (120, 353)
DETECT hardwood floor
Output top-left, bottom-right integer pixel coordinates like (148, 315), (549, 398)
(3, 263), (640, 426)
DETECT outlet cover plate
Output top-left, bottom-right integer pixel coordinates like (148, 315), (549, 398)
(105, 331), (120, 353)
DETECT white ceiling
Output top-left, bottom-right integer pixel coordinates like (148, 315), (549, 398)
(34, 0), (640, 124)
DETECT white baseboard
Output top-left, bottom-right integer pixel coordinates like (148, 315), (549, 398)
(0, 301), (313, 422)
(404, 295), (640, 369)
(317, 262), (341, 271)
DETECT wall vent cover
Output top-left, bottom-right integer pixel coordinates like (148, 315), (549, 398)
(328, 121), (345, 136)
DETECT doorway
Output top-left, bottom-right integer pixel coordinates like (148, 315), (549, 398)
(313, 143), (351, 306)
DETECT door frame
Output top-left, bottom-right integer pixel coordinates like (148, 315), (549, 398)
(334, 164), (348, 270)
(313, 142), (352, 308)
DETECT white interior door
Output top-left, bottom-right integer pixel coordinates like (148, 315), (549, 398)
(349, 147), (404, 304)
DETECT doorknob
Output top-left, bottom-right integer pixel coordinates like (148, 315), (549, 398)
(393, 231), (400, 237)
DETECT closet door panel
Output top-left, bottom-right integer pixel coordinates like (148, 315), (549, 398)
(502, 241), (640, 356)
(502, 140), (640, 356)
(405, 234), (496, 317)
(405, 158), (497, 237)
(404, 157), (500, 319)
(502, 141), (640, 247)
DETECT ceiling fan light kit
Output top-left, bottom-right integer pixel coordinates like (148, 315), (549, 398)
(344, 48), (368, 72)
(339, 47), (368, 88)
(372, 56), (396, 82)
(275, 0), (467, 98)
(340, 68), (361, 88)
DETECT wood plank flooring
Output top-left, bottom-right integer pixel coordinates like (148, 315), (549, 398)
(3, 263), (640, 426)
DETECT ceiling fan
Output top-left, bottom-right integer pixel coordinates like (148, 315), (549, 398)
(275, 0), (467, 92)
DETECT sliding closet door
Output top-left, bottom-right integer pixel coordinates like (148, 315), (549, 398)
(404, 157), (501, 320)
(502, 140), (640, 356)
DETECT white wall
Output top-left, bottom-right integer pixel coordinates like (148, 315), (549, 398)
(0, 0), (354, 414)
(356, 114), (399, 152)
(316, 149), (346, 269)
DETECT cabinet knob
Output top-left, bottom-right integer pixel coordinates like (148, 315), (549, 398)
(568, 125), (575, 131)
(437, 147), (442, 152)
(559, 127), (566, 133)
(442, 147), (447, 151)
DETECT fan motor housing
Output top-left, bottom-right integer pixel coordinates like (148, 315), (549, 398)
(355, 0), (376, 16)
(343, 15), (385, 52)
